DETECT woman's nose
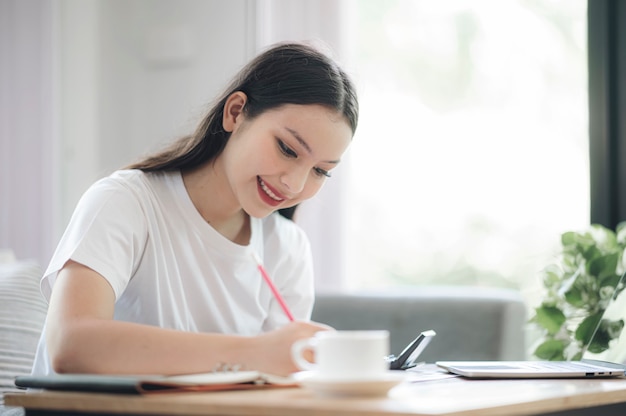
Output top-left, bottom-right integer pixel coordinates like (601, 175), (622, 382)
(280, 167), (308, 195)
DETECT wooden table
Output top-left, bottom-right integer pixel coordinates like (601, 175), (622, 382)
(5, 374), (626, 416)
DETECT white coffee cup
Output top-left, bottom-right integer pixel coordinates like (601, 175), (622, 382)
(291, 330), (390, 379)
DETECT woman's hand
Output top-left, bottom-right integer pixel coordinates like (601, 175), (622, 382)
(251, 321), (333, 376)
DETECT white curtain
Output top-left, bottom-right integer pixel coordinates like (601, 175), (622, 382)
(254, 0), (356, 292)
(0, 0), (58, 266)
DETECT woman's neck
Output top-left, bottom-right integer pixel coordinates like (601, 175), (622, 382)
(181, 164), (251, 245)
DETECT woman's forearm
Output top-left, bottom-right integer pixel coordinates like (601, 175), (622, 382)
(48, 318), (258, 375)
(47, 317), (326, 376)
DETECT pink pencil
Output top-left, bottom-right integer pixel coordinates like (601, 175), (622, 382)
(251, 252), (295, 322)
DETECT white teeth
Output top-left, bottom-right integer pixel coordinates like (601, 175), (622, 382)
(259, 178), (283, 201)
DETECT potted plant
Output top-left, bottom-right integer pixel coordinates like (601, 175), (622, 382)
(530, 222), (626, 361)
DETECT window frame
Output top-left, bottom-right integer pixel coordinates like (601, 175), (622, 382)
(589, 0), (626, 228)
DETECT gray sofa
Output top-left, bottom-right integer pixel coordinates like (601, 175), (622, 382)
(311, 287), (527, 363)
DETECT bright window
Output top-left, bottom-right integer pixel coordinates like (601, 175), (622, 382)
(344, 0), (589, 298)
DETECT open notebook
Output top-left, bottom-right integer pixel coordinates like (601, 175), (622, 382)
(437, 272), (626, 379)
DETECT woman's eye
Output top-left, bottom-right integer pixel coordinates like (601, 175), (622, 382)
(278, 139), (297, 158)
(277, 138), (331, 178)
(314, 167), (331, 178)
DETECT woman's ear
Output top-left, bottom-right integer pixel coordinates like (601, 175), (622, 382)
(222, 91), (247, 133)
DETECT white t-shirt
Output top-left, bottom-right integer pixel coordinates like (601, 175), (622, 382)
(31, 169), (315, 375)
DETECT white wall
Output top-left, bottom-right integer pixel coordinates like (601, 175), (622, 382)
(58, 0), (100, 238)
(60, 0), (256, 224)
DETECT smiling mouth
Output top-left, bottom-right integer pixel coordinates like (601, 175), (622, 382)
(258, 177), (285, 202)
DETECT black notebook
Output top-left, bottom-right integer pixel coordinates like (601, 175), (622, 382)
(15, 371), (296, 394)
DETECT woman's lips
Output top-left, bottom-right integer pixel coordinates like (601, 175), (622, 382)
(257, 176), (285, 206)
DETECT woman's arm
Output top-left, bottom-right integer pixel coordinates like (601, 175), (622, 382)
(46, 260), (327, 376)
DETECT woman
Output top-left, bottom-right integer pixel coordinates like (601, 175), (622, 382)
(31, 42), (359, 377)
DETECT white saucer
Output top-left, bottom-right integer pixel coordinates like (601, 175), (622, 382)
(292, 371), (407, 397)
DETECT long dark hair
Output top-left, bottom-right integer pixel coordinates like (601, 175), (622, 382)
(126, 42), (359, 219)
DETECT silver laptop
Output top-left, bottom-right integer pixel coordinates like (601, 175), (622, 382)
(437, 273), (626, 379)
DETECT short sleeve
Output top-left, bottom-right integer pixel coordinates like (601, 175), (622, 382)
(41, 176), (148, 301)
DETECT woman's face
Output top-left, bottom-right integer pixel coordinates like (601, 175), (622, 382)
(221, 98), (353, 218)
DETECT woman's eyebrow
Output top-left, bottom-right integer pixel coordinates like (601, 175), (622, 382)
(285, 127), (312, 154)
(285, 127), (340, 164)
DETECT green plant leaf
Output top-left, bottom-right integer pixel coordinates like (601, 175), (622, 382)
(587, 319), (625, 354)
(561, 231), (578, 247)
(587, 319), (613, 353)
(564, 285), (584, 307)
(600, 272), (621, 289)
(587, 253), (618, 282)
(542, 265), (563, 290)
(582, 245), (602, 263)
(534, 304), (566, 335)
(574, 312), (603, 345)
(534, 339), (566, 360)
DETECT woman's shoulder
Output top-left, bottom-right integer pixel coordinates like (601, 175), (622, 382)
(105, 169), (171, 186)
(89, 169), (146, 190)
(90, 169), (179, 196)
(71, 170), (174, 216)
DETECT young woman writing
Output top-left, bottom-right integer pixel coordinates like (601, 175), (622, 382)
(31, 42), (359, 377)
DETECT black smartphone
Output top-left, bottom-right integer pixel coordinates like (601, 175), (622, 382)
(387, 330), (436, 370)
